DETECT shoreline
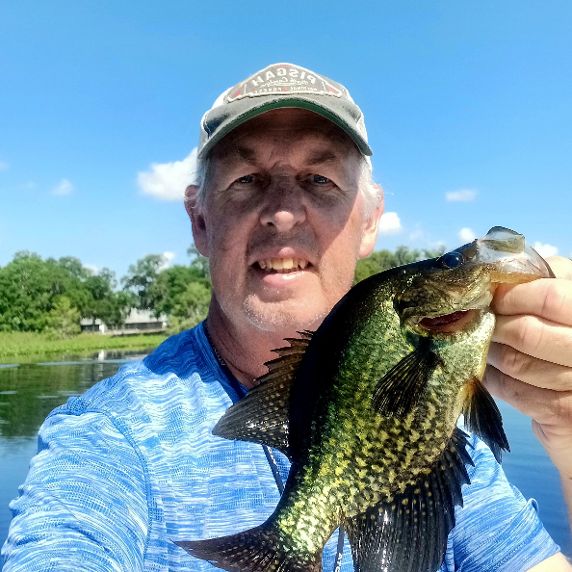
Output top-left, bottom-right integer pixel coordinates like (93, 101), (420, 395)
(0, 332), (169, 364)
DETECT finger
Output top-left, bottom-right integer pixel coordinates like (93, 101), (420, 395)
(484, 365), (572, 428)
(492, 278), (572, 325)
(531, 420), (572, 478)
(487, 341), (572, 391)
(545, 255), (572, 279)
(492, 314), (572, 368)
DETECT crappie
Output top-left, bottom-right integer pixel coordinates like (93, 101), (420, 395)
(178, 226), (553, 572)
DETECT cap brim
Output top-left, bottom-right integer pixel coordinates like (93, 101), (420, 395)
(198, 96), (372, 159)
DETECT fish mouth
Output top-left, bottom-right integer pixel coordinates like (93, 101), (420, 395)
(417, 309), (479, 334)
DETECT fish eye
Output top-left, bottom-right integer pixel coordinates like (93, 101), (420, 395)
(438, 251), (465, 269)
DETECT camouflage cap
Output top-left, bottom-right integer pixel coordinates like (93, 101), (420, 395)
(197, 62), (372, 159)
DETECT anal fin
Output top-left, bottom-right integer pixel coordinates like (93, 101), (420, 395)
(344, 427), (473, 572)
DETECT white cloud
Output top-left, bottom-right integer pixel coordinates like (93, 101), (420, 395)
(458, 227), (476, 242)
(51, 178), (74, 196)
(137, 148), (198, 201)
(159, 251), (176, 270)
(445, 189), (477, 202)
(532, 241), (559, 258)
(378, 211), (402, 235)
(408, 228), (424, 241)
(0, 160), (9, 172)
(84, 263), (99, 275)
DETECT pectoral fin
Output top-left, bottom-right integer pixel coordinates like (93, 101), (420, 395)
(344, 428), (473, 572)
(372, 339), (441, 417)
(461, 378), (509, 463)
(213, 332), (313, 460)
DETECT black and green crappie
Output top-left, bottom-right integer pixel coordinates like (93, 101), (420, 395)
(178, 227), (553, 572)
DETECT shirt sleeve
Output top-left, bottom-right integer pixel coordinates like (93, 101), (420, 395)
(445, 437), (561, 571)
(1, 409), (149, 571)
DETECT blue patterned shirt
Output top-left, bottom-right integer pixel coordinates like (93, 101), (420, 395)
(1, 323), (560, 571)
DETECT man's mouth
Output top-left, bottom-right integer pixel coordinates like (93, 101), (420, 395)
(254, 258), (310, 273)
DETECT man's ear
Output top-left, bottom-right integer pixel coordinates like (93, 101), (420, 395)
(185, 185), (208, 256)
(358, 184), (384, 259)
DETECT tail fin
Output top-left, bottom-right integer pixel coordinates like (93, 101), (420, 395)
(176, 523), (322, 572)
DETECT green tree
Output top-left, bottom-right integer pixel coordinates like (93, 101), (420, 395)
(0, 252), (78, 332)
(106, 291), (135, 329)
(149, 264), (211, 330)
(187, 245), (210, 278)
(0, 252), (131, 334)
(354, 246), (445, 283)
(122, 254), (165, 311)
(52, 256), (91, 281)
(45, 296), (81, 338)
(84, 269), (133, 329)
(167, 281), (212, 333)
(50, 256), (93, 316)
(122, 250), (212, 331)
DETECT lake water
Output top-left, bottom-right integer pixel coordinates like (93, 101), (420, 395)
(0, 353), (570, 564)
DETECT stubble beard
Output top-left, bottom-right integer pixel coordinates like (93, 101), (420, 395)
(241, 293), (329, 337)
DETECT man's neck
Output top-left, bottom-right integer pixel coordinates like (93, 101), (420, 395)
(204, 308), (294, 389)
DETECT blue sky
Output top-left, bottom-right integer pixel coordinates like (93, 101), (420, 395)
(1, 1), (571, 280)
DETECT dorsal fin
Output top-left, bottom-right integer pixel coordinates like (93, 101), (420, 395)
(213, 332), (313, 460)
(260, 331), (313, 384)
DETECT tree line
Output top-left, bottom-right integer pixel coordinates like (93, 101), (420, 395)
(0, 245), (441, 337)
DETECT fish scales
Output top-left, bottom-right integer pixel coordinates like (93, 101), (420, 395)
(177, 226), (554, 572)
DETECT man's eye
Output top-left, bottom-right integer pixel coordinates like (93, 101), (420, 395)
(311, 175), (332, 185)
(235, 175), (255, 185)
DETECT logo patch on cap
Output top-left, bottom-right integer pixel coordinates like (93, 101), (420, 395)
(224, 63), (346, 102)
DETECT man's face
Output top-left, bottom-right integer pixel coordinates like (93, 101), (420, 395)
(190, 108), (381, 336)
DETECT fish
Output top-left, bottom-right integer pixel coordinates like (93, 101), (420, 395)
(177, 226), (554, 572)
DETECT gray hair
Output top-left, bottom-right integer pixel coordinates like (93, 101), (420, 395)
(357, 156), (383, 216)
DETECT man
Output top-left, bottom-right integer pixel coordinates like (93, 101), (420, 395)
(2, 63), (571, 571)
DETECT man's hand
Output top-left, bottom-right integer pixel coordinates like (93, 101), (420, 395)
(485, 255), (572, 529)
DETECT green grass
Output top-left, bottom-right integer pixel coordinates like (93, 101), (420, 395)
(0, 331), (169, 363)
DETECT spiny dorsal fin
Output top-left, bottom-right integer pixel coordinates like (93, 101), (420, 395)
(461, 378), (509, 463)
(344, 427), (473, 572)
(259, 331), (313, 384)
(213, 332), (313, 460)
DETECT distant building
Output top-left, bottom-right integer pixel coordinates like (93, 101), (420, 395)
(80, 309), (168, 335)
(80, 317), (108, 334)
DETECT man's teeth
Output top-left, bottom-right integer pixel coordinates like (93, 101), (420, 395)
(258, 258), (309, 272)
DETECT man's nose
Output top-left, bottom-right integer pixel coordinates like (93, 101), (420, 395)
(259, 178), (306, 232)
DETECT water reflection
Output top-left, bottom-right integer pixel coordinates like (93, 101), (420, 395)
(0, 351), (145, 438)
(0, 351), (148, 552)
(2, 364), (104, 438)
